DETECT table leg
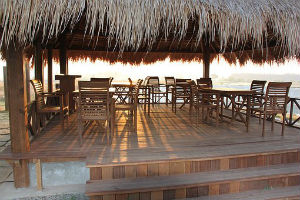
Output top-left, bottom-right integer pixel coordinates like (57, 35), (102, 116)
(231, 95), (236, 122)
(246, 95), (250, 132)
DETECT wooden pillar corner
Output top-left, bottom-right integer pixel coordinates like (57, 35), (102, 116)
(7, 41), (30, 188)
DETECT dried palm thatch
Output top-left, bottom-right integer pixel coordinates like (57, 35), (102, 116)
(50, 50), (206, 65)
(1, 0), (300, 62)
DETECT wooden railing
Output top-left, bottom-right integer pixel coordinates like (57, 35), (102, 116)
(221, 96), (300, 129)
(285, 98), (300, 128)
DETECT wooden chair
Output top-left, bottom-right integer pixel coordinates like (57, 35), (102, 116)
(191, 82), (220, 125)
(30, 80), (69, 131)
(165, 77), (175, 105)
(77, 81), (114, 145)
(236, 80), (267, 120)
(172, 79), (192, 114)
(196, 78), (213, 88)
(90, 77), (114, 87)
(128, 78), (133, 86)
(138, 78), (151, 114)
(115, 79), (143, 132)
(147, 76), (167, 104)
(253, 82), (292, 136)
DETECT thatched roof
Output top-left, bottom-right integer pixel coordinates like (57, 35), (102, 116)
(1, 0), (300, 64)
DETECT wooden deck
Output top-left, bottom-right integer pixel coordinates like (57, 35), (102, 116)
(0, 104), (299, 164)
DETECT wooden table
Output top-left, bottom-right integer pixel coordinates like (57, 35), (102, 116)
(55, 75), (81, 112)
(199, 87), (254, 131)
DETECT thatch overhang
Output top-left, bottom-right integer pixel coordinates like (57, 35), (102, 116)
(0, 0), (300, 65)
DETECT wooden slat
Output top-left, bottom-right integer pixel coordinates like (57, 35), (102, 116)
(7, 42), (30, 188)
(185, 185), (300, 200)
(86, 163), (300, 196)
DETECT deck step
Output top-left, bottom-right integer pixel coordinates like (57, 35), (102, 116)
(181, 185), (300, 200)
(86, 163), (300, 197)
(88, 148), (300, 181)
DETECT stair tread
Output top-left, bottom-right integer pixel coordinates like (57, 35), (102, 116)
(86, 137), (300, 167)
(86, 163), (300, 196)
(181, 185), (300, 200)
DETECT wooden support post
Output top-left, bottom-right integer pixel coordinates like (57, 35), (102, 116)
(59, 36), (68, 75)
(3, 66), (8, 111)
(48, 47), (53, 92)
(34, 159), (43, 190)
(35, 41), (44, 84)
(25, 62), (31, 104)
(202, 39), (210, 78)
(7, 42), (30, 188)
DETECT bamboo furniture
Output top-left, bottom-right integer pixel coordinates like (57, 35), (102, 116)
(30, 80), (69, 130)
(165, 77), (175, 105)
(114, 79), (143, 132)
(252, 82), (292, 136)
(77, 81), (114, 145)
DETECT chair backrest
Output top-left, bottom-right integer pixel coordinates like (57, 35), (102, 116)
(131, 79), (143, 102)
(109, 77), (114, 86)
(176, 78), (191, 84)
(265, 82), (292, 110)
(147, 76), (160, 86)
(90, 78), (110, 83)
(250, 80), (266, 94)
(143, 76), (150, 85)
(78, 81), (110, 121)
(128, 78), (133, 86)
(30, 80), (46, 110)
(165, 77), (175, 85)
(196, 78), (213, 88)
(91, 77), (113, 87)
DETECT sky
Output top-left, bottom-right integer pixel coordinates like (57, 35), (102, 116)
(0, 57), (299, 83)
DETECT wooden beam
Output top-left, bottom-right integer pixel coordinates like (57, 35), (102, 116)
(6, 42), (30, 188)
(33, 159), (43, 190)
(3, 66), (8, 111)
(48, 47), (53, 92)
(59, 36), (68, 74)
(34, 41), (44, 84)
(202, 40), (210, 78)
(25, 61), (31, 104)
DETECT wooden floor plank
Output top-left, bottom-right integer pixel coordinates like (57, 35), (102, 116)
(0, 105), (299, 166)
(182, 185), (300, 200)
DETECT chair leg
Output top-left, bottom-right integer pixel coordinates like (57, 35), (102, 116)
(216, 107), (219, 126)
(60, 110), (64, 131)
(271, 114), (275, 131)
(282, 113), (286, 136)
(259, 112), (261, 124)
(105, 120), (110, 145)
(262, 113), (266, 137)
(134, 108), (137, 132)
(78, 120), (83, 146)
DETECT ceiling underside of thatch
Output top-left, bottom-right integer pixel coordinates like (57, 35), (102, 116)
(1, 0), (300, 65)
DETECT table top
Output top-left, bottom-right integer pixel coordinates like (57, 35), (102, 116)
(199, 87), (255, 95)
(55, 75), (82, 80)
(112, 83), (135, 87)
(73, 88), (116, 94)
